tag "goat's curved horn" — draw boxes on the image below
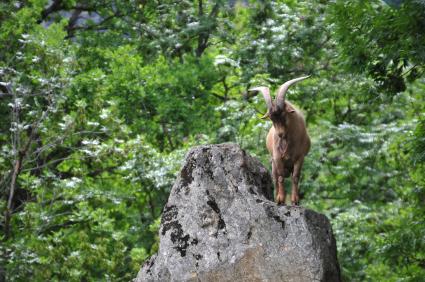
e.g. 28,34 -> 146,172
275,75 -> 310,111
249,86 -> 273,118
260,112 -> 270,119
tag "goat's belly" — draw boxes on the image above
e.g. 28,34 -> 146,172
283,158 -> 294,175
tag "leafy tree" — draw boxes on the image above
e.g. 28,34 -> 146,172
329,0 -> 425,93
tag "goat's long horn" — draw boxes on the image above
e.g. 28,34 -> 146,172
275,75 -> 310,111
249,86 -> 273,118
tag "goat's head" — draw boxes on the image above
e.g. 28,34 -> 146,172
249,75 -> 310,138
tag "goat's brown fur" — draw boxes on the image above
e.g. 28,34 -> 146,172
250,76 -> 310,205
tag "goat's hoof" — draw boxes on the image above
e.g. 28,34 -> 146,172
291,201 -> 299,206
275,195 -> 286,205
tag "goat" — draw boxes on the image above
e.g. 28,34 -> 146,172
250,76 -> 310,205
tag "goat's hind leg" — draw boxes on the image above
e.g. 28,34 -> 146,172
272,160 -> 286,205
291,159 -> 304,206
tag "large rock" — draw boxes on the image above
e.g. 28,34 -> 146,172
135,143 -> 341,282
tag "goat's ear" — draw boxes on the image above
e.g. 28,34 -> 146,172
285,103 -> 296,113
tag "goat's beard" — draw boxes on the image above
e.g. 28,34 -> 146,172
278,138 -> 288,158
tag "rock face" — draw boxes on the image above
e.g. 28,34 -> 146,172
135,143 -> 341,282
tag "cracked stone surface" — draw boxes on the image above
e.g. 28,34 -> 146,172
135,143 -> 341,282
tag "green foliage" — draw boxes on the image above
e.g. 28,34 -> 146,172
329,0 -> 425,93
233,1 -> 331,83
1,0 -> 424,281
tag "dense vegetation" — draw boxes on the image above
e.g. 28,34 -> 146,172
0,0 -> 424,281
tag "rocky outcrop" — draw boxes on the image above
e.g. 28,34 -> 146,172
135,143 -> 341,282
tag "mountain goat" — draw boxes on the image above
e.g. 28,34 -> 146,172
250,76 -> 310,205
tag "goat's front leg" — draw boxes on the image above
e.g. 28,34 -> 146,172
272,159 -> 286,205
291,159 -> 304,206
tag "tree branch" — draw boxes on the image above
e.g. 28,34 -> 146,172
195,2 -> 220,57
38,0 -> 64,23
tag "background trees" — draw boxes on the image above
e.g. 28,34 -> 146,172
0,0 -> 424,281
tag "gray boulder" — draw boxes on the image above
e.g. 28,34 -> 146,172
135,143 -> 341,282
